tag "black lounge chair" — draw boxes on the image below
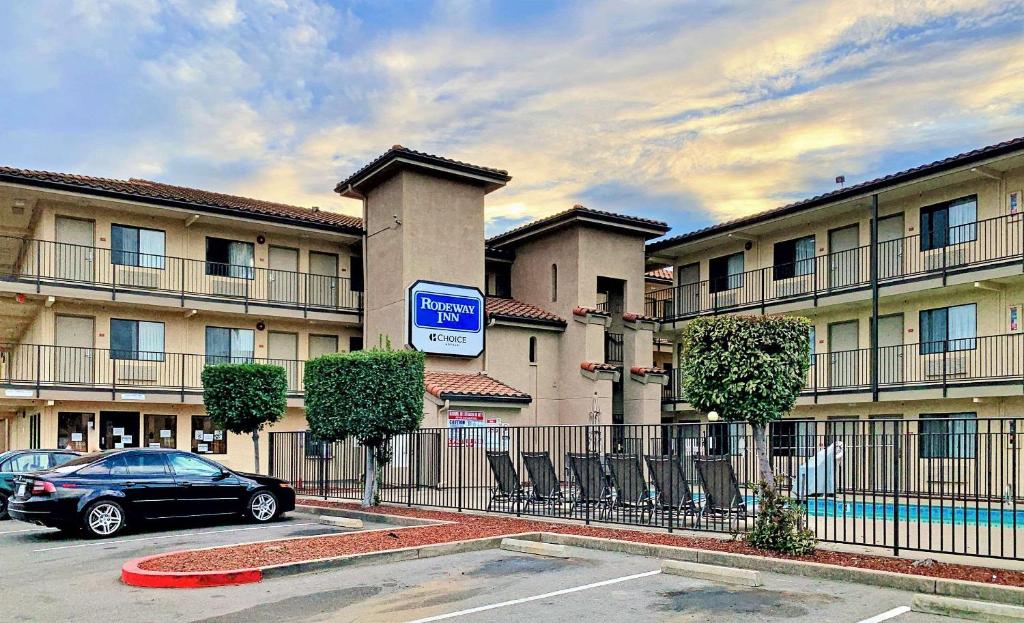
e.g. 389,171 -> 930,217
566,452 -> 613,518
693,455 -> 748,525
485,451 -> 525,512
644,454 -> 699,526
605,453 -> 655,523
521,451 -> 564,512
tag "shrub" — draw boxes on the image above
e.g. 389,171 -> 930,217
746,477 -> 816,555
304,346 -> 425,506
201,363 -> 288,473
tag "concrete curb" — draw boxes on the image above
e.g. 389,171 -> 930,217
317,516 -> 363,529
537,533 -> 1024,606
661,559 -> 762,587
912,594 -> 1024,622
296,504 -> 443,527
500,538 -> 570,558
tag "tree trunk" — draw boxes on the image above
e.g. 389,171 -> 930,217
252,430 -> 261,474
751,422 -> 775,491
362,449 -> 377,508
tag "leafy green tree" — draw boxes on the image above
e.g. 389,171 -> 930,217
680,315 -> 810,490
304,347 -> 425,507
201,363 -> 288,474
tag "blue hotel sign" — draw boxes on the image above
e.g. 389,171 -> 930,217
408,280 -> 485,357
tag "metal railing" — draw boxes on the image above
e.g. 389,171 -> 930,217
605,332 -> 624,364
270,418 -> 1024,560
0,343 -> 307,397
0,236 -> 363,313
663,333 -> 1024,403
646,213 -> 1024,321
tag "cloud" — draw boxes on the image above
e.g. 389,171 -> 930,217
0,0 -> 1022,233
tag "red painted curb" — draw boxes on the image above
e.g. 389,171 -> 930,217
121,551 -> 263,589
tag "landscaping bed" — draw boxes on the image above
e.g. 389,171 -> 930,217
139,500 -> 1024,587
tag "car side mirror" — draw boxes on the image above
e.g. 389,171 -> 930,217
215,470 -> 230,481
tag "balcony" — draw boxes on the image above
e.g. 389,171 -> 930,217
604,332 -> 624,364
646,213 -> 1024,322
0,236 -> 363,315
0,343 -> 307,401
662,333 -> 1024,404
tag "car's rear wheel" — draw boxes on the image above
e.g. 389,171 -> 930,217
0,493 -> 9,520
81,500 -> 126,538
247,491 -> 278,523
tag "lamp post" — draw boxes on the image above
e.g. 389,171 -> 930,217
588,391 -> 602,452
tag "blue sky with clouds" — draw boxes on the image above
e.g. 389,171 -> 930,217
1,0 -> 1022,238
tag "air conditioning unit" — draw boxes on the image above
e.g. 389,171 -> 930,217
116,267 -> 161,290
925,355 -> 967,378
211,278 -> 246,297
774,276 -> 812,298
713,290 -> 739,309
924,248 -> 968,271
115,360 -> 160,383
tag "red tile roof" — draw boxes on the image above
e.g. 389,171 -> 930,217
573,306 -> 610,317
336,145 -> 511,196
645,267 -> 673,282
0,166 -> 364,233
623,311 -> 658,323
488,204 -> 670,247
424,371 -> 531,403
485,297 -> 566,326
581,361 -> 621,372
630,366 -> 667,375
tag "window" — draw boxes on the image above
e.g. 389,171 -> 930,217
920,195 -> 977,251
205,237 -> 254,279
706,422 -> 746,456
920,413 -> 977,459
168,452 -> 222,477
205,327 -> 254,364
123,452 -> 169,475
349,336 -> 363,352
919,304 -> 976,354
2,452 -> 50,472
350,253 -> 364,292
770,420 -> 816,457
550,264 -> 558,302
808,326 -> 816,359
57,412 -> 90,452
110,319 -> 165,361
111,225 -> 165,269
78,455 -> 126,477
191,415 -> 227,454
528,336 -> 537,364
773,236 -> 815,280
709,252 -> 744,293
144,414 -> 177,449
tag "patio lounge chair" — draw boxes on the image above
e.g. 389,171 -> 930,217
644,454 -> 699,526
566,452 -> 613,519
521,451 -> 564,512
605,453 -> 655,523
693,455 -> 748,525
485,451 -> 526,512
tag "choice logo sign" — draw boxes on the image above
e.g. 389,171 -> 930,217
408,280 -> 485,357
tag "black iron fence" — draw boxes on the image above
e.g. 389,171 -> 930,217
646,213 -> 1024,321
662,333 -> 1024,402
0,235 -> 363,312
0,343 -> 306,397
270,418 -> 1024,560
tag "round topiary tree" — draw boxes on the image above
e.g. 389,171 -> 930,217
679,314 -> 810,490
304,346 -> 425,507
201,363 -> 288,474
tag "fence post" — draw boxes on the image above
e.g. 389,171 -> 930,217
320,442 -> 327,499
35,241 -> 41,293
268,432 -> 275,478
34,344 -> 41,398
892,420 -> 902,557
407,433 -> 414,507
457,428 -> 464,512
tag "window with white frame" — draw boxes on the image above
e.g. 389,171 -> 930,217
919,303 -> 976,355
919,413 -> 977,459
112,225 -> 166,269
110,319 -> 165,361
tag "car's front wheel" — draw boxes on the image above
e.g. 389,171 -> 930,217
81,500 -> 126,538
247,491 -> 278,523
0,493 -> 9,520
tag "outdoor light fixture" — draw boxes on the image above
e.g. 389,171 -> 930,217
707,410 -> 720,422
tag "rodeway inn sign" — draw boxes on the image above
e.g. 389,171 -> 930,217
407,280 -> 485,357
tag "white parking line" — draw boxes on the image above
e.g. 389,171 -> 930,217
402,569 -> 663,623
0,526 -> 52,536
32,521 -> 321,553
856,606 -> 912,623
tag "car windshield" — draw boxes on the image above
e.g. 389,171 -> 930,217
49,453 -> 109,474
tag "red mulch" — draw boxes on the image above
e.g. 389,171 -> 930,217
139,500 -> 1024,587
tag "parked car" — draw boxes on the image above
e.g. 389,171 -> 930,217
0,449 -> 80,520
7,448 -> 295,538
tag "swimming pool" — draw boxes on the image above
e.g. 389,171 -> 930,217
781,496 -> 1024,527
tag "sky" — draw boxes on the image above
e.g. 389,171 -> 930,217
1,1 -> 1022,238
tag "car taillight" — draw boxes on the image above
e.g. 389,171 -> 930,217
31,481 -> 57,496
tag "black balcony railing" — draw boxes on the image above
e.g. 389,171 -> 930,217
662,333 -> 1024,403
0,343 -> 307,397
646,213 -> 1024,321
0,236 -> 363,313
604,332 -> 624,364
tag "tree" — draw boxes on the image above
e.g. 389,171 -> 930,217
679,315 -> 810,490
201,363 -> 288,474
304,347 -> 425,507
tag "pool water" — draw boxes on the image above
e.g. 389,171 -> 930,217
745,495 -> 1024,527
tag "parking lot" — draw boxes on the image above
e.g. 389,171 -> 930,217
1,517 -> 974,623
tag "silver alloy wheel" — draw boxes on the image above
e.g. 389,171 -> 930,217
87,502 -> 123,536
250,492 -> 277,522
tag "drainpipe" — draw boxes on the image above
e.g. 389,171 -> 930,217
870,193 -> 879,402
482,318 -> 495,373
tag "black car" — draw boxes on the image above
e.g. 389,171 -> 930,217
1,449 -> 80,519
7,449 -> 296,538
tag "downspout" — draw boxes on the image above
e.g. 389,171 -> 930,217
483,318 -> 495,373
354,185 -> 368,349
870,193 -> 879,402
